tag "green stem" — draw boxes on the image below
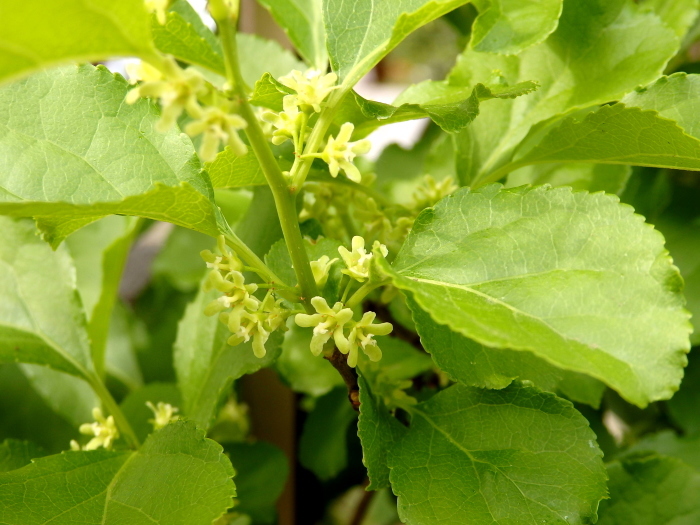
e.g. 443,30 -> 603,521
289,89 -> 347,191
306,173 -> 390,207
212,1 -> 318,311
346,280 -> 386,309
87,373 -> 140,449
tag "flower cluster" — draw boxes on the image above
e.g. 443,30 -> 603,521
126,58 -> 247,161
295,297 -> 392,367
262,95 -> 306,147
202,236 -> 290,358
70,408 -> 119,451
319,123 -> 371,183
409,175 -> 458,213
146,401 -> 179,430
278,69 -> 338,113
338,236 -> 388,282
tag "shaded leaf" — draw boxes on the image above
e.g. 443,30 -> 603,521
357,373 -> 407,490
640,0 -> 700,39
0,440 -> 45,473
0,218 -> 93,378
299,387 -> 357,480
598,454 -> 700,525
389,383 -> 607,525
227,441 -> 289,524
0,421 -> 235,525
174,284 -> 282,429
381,185 -> 690,407
506,163 -> 631,195
627,431 -> 700,471
667,349 -> 700,436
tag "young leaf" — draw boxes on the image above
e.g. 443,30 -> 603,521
498,104 -> 700,178
0,440 -> 45,473
324,0 -> 472,88
151,0 -> 225,75
338,80 -> 539,137
257,0 -> 327,70
0,0 -> 154,85
174,285 -> 282,429
0,421 -> 235,525
640,0 -> 700,39
66,216 -> 139,372
0,218 -> 93,379
357,374 -> 407,490
389,383 -> 607,524
227,441 -> 289,524
299,387 -> 358,481
598,454 -> 700,525
104,304 -> 145,392
409,297 -> 606,407
469,0 -> 563,54
0,64 -> 221,245
451,0 -> 678,185
380,185 -> 690,407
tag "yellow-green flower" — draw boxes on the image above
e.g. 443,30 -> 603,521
278,69 -> 338,113
338,236 -> 388,282
146,401 -> 179,430
320,123 -> 371,183
77,407 -> 119,451
261,95 -> 306,146
341,311 -> 393,367
185,106 -> 248,161
310,255 -> 338,288
295,297 -> 353,356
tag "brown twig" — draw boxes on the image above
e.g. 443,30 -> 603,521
325,348 -> 361,411
349,480 -> 375,525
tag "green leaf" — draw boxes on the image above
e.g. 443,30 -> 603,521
207,149 -> 266,188
655,210 -> 700,346
409,297 -> 605,407
152,0 -> 225,75
452,0 -> 678,185
0,421 -> 235,525
506,163 -> 631,195
120,383 -> 182,443
257,0 -> 327,69
501,104 -> 700,177
276,322 -> 344,397
340,80 -> 539,136
640,0 -> 700,38
357,373 -> 407,490
152,227 -> 216,292
627,431 -> 700,471
0,64 -> 221,245
0,218 -> 93,378
0,0 -> 154,85
66,216 -> 138,372
174,284 -> 282,429
227,441 -> 289,524
667,349 -> 700,436
470,0 -> 563,54
598,454 -> 700,525
323,0 -> 471,88
389,383 -> 607,524
0,364 -> 79,454
237,34 -> 306,89
0,440 -> 45,473
18,365 -> 99,428
104,304 -> 144,392
381,185 -> 690,407
299,387 -> 358,480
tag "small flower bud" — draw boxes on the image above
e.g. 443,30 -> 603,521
310,255 -> 338,288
